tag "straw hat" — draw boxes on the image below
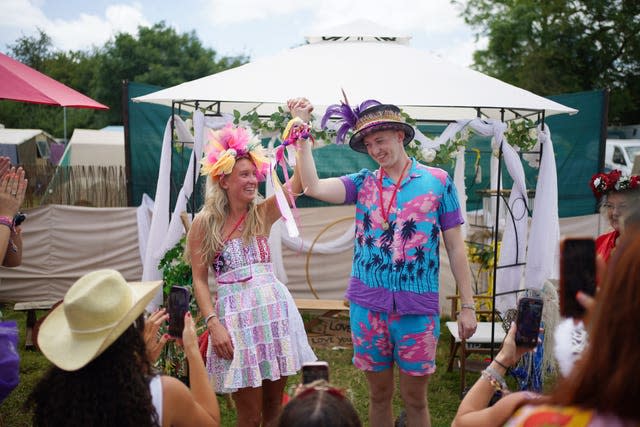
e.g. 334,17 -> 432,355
349,104 -> 414,153
38,270 -> 161,371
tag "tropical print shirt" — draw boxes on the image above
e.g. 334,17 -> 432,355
339,158 -> 463,315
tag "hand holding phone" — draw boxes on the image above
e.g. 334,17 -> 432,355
167,286 -> 191,338
302,361 -> 329,384
515,295 -> 543,348
559,238 -> 596,318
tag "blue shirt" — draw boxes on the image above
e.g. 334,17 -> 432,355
339,158 -> 463,315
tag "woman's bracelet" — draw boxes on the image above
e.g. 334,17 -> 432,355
0,216 -> 15,233
482,366 -> 509,393
204,312 -> 218,325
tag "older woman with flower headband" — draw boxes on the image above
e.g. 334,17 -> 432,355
589,169 -> 640,265
187,108 -> 316,426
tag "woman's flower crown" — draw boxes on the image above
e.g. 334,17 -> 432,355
200,123 -> 270,181
589,169 -> 640,198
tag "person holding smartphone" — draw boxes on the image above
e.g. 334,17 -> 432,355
453,227 -> 640,427
187,107 -> 316,426
27,269 -> 221,427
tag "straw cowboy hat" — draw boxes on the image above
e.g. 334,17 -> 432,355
38,269 -> 161,371
349,104 -> 415,153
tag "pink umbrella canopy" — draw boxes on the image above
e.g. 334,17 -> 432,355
0,52 -> 108,109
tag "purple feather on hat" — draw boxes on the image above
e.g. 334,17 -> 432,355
321,94 -> 381,144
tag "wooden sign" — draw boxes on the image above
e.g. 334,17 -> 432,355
305,315 -> 352,349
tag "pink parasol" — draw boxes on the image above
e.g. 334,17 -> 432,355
0,52 -> 107,109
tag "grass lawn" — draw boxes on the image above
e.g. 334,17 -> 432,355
1,304 -> 484,427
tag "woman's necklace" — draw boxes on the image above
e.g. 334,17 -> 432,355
376,160 -> 411,231
224,212 -> 247,240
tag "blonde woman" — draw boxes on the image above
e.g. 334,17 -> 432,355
187,104 -> 316,426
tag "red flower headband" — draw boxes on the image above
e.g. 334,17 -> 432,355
589,169 -> 640,198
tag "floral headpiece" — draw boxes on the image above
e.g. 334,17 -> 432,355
589,169 -> 640,198
200,123 -> 270,181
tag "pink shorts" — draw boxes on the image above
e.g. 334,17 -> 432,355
350,302 -> 440,376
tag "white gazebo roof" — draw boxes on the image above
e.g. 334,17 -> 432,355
134,20 -> 577,122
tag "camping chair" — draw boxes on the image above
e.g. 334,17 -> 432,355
446,295 -> 506,397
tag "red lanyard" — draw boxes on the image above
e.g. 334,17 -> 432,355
376,160 -> 410,230
223,212 -> 247,243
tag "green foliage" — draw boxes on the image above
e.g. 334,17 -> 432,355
456,0 -> 640,124
95,22 -> 249,124
158,236 -> 192,295
232,107 -> 333,144
505,119 -> 538,152
0,23 -> 248,137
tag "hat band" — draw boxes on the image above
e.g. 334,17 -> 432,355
69,318 -> 120,334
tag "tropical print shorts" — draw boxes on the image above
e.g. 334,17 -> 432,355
350,301 -> 440,376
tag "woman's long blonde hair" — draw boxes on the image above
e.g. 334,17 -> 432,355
186,174 -> 265,266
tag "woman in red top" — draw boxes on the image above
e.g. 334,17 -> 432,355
589,170 -> 640,264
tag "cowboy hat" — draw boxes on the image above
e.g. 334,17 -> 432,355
38,269 -> 161,371
349,104 -> 414,153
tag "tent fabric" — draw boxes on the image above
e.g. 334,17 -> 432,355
0,52 -> 108,109
133,35 -> 576,122
59,128 -> 124,167
0,204 -> 142,302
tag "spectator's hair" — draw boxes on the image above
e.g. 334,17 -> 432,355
274,381 -> 362,427
551,229 -> 640,421
26,316 -> 159,427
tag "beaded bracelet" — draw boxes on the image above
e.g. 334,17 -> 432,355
0,216 -> 14,233
482,366 -> 509,393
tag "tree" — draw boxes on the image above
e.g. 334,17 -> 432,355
94,22 -> 248,123
456,0 -> 640,124
0,23 -> 248,136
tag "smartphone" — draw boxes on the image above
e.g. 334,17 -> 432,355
559,238 -> 596,318
515,296 -> 543,348
302,361 -> 329,384
167,286 -> 191,338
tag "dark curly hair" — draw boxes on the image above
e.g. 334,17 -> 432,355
26,316 -> 160,427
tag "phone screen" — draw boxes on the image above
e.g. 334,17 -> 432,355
302,362 -> 329,384
168,286 -> 190,338
515,296 -> 543,348
560,238 -> 596,318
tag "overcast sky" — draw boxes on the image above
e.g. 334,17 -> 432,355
0,0 -> 485,67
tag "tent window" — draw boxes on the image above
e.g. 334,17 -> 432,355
36,140 -> 50,159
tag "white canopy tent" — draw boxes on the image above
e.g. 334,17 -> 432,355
133,20 -> 577,122
132,20 -> 577,315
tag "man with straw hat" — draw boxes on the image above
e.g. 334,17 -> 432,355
293,97 -> 477,427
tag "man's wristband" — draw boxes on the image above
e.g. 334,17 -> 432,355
461,303 -> 476,312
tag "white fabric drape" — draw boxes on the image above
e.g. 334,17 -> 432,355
144,114 -> 205,309
459,119 -> 528,312
524,125 -> 559,288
